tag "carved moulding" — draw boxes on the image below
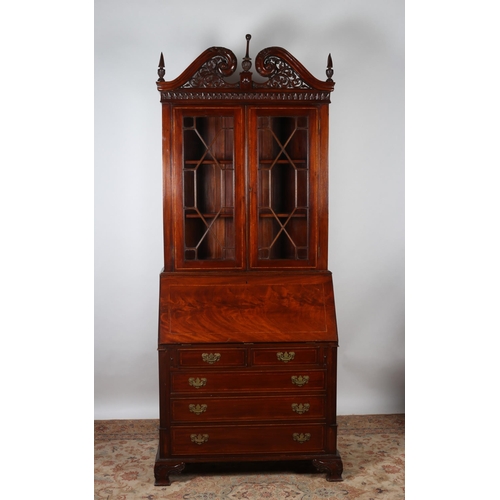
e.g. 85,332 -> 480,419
160,90 -> 331,102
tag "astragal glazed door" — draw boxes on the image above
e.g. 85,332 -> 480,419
172,107 -> 245,270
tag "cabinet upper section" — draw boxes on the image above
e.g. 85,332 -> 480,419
156,34 -> 335,103
158,37 -> 334,272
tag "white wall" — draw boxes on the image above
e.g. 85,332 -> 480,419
94,0 -> 404,419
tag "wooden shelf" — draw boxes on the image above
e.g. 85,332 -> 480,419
258,213 -> 307,218
184,160 -> 234,166
259,159 -> 307,165
185,213 -> 234,219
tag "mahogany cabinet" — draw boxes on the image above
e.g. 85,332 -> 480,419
154,35 -> 343,485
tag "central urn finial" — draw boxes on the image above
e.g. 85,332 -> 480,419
241,34 -> 252,71
239,34 -> 253,89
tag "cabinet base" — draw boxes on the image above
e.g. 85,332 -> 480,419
154,449 -> 343,485
312,455 -> 344,481
154,452 -> 186,486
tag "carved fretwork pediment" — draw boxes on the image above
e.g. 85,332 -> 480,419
179,47 -> 238,89
256,57 -> 312,89
157,35 -> 334,102
254,48 -> 313,90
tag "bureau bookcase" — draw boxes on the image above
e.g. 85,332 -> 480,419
154,35 -> 343,485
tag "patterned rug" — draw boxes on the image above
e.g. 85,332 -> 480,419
95,414 -> 404,499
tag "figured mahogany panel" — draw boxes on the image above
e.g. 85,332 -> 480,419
159,272 -> 338,343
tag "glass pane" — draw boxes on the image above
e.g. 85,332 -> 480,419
271,163 -> 296,214
257,115 -> 309,261
182,115 -> 235,261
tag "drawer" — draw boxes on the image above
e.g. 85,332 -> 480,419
251,347 -> 321,366
170,424 -> 326,456
171,395 -> 326,422
171,370 -> 326,393
177,348 -> 246,368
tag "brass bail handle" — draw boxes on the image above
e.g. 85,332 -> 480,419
292,403 -> 310,414
291,375 -> 309,387
202,353 -> 221,364
189,404 -> 208,415
191,434 -> 209,445
293,433 -> 311,444
277,351 -> 295,363
188,377 -> 207,388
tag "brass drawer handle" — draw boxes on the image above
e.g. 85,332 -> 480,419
189,404 -> 207,415
190,434 -> 209,445
277,351 -> 295,363
291,375 -> 309,387
188,377 -> 207,388
293,432 -> 311,444
202,353 -> 221,364
291,403 -> 310,414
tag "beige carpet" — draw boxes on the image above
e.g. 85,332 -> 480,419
95,414 -> 404,499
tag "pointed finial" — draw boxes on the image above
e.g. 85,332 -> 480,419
245,34 -> 251,57
326,53 -> 334,82
157,52 -> 165,82
242,34 -> 252,71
